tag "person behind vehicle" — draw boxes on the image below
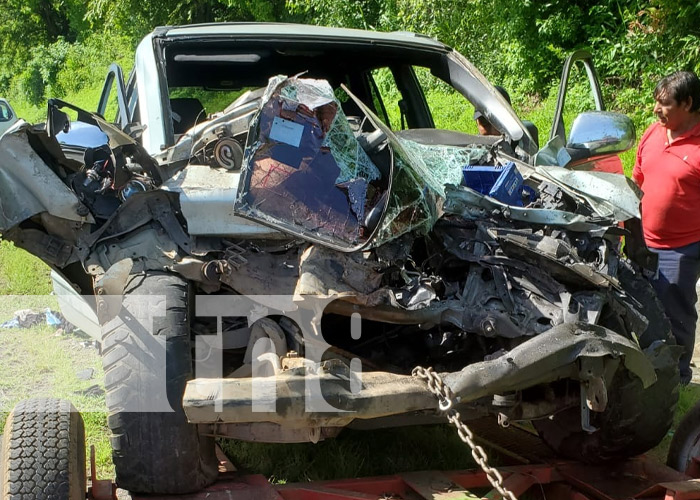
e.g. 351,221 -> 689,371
474,87 -> 540,149
474,85 -> 511,136
632,70 -> 700,384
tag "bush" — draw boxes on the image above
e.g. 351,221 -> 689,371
6,31 -> 136,124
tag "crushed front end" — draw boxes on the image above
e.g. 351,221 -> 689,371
176,77 -> 679,459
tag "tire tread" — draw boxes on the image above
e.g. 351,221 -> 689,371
101,272 -> 217,494
1,398 -> 85,500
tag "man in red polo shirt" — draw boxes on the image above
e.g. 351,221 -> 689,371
633,70 -> 700,384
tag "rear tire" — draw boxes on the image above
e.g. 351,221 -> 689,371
1,398 -> 86,500
101,272 -> 217,494
667,400 -> 700,473
534,262 -> 680,461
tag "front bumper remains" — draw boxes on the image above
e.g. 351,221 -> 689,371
183,322 -> 656,426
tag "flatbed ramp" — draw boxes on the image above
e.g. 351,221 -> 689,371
100,420 -> 700,500
124,460 -> 695,500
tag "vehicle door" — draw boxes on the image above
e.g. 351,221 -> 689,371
97,64 -> 142,139
535,50 -> 630,174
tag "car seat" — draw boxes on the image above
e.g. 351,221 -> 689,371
170,98 -> 206,135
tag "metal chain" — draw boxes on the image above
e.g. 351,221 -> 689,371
412,366 -> 518,500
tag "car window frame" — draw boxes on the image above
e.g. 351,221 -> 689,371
549,50 -> 605,144
0,100 -> 14,122
97,63 -> 130,128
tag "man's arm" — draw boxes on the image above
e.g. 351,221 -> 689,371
632,127 -> 650,187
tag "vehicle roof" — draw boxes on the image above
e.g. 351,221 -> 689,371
156,23 -> 449,51
135,23 -> 529,155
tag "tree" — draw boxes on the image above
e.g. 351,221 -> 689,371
85,0 -> 289,40
0,0 -> 86,92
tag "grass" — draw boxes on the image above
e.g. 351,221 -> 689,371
0,242 -> 113,479
0,328 -> 112,478
0,241 -> 52,295
221,425 -> 480,483
11,83 -> 107,126
0,298 -> 112,478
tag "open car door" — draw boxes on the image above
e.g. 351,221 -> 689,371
534,51 -> 633,173
549,50 -> 605,144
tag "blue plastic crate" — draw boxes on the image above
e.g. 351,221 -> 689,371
462,162 -> 524,206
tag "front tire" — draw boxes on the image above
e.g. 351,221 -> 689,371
534,262 -> 680,461
667,399 -> 700,473
101,272 -> 217,494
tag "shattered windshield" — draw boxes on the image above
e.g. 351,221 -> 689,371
235,76 -> 387,250
235,75 -> 524,250
396,139 -> 489,197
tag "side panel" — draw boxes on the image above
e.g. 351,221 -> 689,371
162,164 -> 284,237
0,128 -> 91,231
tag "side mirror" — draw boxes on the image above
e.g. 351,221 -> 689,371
567,111 -> 635,156
47,104 -> 70,137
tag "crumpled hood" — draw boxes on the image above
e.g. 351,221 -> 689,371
535,166 -> 642,220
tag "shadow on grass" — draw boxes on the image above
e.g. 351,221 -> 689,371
220,424 -> 484,483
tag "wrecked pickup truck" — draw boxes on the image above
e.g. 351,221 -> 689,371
0,23 -> 679,495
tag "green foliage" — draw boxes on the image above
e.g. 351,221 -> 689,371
5,30 -> 135,122
287,0 -> 699,116
0,0 -> 87,93
287,0 -> 392,29
590,1 -> 700,116
0,0 -> 694,130
13,38 -> 70,106
86,0 -> 288,40
0,0 -> 692,178
58,33 -> 134,94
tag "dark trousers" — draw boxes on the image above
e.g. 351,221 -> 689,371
649,241 -> 700,383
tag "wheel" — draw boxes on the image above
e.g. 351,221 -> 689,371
667,400 -> 700,473
1,398 -> 86,500
533,262 -> 680,461
101,272 -> 218,494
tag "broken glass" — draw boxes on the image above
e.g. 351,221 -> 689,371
396,138 -> 490,197
237,75 -> 507,250
372,151 -> 438,244
235,76 -> 384,250
276,76 -> 380,185
347,103 -> 445,246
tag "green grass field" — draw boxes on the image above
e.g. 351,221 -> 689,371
0,255 -> 113,478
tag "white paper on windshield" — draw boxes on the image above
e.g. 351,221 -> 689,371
270,117 -> 304,147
